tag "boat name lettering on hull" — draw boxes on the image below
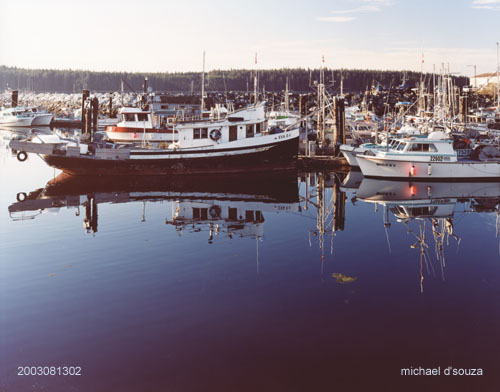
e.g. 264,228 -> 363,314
430,156 -> 450,162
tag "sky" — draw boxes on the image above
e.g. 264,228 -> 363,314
0,0 -> 499,78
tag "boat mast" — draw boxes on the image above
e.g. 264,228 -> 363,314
285,76 -> 289,112
340,68 -> 344,96
254,52 -> 258,105
121,78 -> 124,106
433,64 -> 436,116
201,51 -> 206,113
317,55 -> 326,147
497,42 -> 499,109
419,52 -> 424,115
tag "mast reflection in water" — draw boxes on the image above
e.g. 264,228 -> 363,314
356,179 -> 500,291
2,128 -> 500,390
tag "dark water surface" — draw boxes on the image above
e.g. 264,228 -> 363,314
1,129 -> 500,391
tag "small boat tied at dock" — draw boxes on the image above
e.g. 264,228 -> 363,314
9,102 -> 300,175
0,107 -> 35,127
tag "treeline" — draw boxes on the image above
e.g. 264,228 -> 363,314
0,65 -> 469,94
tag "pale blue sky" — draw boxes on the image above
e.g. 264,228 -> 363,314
1,0 -> 499,78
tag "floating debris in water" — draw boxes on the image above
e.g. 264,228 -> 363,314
332,273 -> 357,283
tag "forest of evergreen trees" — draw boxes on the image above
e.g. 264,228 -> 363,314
0,65 -> 469,94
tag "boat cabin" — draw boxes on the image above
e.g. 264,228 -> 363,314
376,136 -> 458,162
174,103 -> 270,147
118,107 -> 174,129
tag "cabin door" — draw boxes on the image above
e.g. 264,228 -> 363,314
229,126 -> 237,141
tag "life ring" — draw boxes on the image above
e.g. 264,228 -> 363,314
16,192 -> 27,202
17,151 -> 28,162
209,205 -> 221,218
209,129 -> 221,141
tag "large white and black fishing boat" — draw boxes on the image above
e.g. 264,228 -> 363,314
10,102 -> 300,175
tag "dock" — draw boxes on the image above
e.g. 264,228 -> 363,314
52,118 -> 84,129
298,154 -> 349,169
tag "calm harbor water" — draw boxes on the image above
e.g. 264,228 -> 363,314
1,128 -> 500,391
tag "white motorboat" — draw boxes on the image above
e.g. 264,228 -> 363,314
0,107 -> 33,127
26,108 -> 54,126
356,132 -> 500,180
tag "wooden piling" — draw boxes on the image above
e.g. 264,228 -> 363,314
85,106 -> 92,137
92,97 -> 99,134
459,95 -> 468,124
11,90 -> 18,108
333,178 -> 346,231
81,89 -> 90,125
108,96 -> 113,118
333,97 -> 346,156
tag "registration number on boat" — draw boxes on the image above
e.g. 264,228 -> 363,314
430,155 -> 445,162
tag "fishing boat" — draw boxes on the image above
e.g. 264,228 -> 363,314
355,132 -> 500,180
9,102 -> 300,176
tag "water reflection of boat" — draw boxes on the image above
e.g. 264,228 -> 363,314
0,126 -> 54,136
357,179 -> 500,205
357,179 -> 500,292
9,172 -> 300,239
339,170 -> 364,194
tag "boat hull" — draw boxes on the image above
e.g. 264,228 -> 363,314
43,135 -> 299,176
357,155 -> 500,180
339,145 -> 359,167
340,143 -> 381,168
31,114 -> 53,126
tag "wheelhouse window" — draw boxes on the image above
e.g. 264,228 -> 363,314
246,124 -> 254,138
255,122 -> 262,134
228,207 -> 237,221
124,113 -> 136,121
193,128 -> 208,139
408,143 -> 438,152
137,113 -> 148,121
396,142 -> 406,151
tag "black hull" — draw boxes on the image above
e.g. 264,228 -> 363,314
12,170 -> 300,207
43,137 -> 299,176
